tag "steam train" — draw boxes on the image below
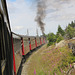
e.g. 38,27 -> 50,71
0,0 -> 46,75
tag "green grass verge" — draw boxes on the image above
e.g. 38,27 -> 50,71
26,44 -> 75,75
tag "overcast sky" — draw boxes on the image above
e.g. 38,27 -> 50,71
6,0 -> 75,36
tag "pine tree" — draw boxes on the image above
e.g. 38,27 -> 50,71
57,25 -> 65,36
66,25 -> 75,39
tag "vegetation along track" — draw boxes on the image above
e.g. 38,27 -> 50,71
21,40 -> 75,75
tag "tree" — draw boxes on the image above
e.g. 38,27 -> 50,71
57,25 -> 65,36
47,33 -> 56,46
69,21 -> 75,28
66,25 -> 75,39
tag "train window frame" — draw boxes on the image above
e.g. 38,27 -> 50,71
0,14 -> 6,74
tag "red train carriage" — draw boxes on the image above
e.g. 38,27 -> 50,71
0,0 -> 46,75
31,37 -> 36,50
12,32 -> 22,74
36,37 -> 41,47
11,32 -> 46,75
23,37 -> 30,55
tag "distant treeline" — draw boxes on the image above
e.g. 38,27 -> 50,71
46,20 -> 75,46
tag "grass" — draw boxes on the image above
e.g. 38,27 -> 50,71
26,41 -> 75,75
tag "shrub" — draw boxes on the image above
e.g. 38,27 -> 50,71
56,36 -> 63,43
47,33 -> 56,46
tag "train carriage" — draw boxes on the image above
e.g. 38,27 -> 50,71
36,37 -> 40,47
0,0 -> 13,75
30,37 -> 36,50
12,33 -> 22,74
0,0 -> 46,75
23,37 -> 30,55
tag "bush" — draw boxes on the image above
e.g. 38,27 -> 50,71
47,33 -> 56,46
47,32 -> 64,46
47,42 -> 54,46
56,36 -> 63,43
66,25 -> 75,39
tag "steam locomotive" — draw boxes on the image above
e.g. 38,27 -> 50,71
0,0 -> 46,75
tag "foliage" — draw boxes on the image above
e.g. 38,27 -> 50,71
57,25 -> 65,36
47,33 -> 56,46
47,25 -> 65,46
65,20 -> 75,39
27,43 -> 75,75
66,25 -> 75,39
69,21 -> 75,28
47,20 -> 75,46
56,36 -> 63,43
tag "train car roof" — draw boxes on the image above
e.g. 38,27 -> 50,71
12,32 -> 43,39
12,32 -> 36,38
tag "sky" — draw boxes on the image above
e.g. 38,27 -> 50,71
6,0 -> 75,36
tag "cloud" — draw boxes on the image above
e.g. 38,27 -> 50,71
7,0 -> 39,35
13,26 -> 24,30
46,0 -> 75,20
46,8 -> 58,14
7,0 -> 75,35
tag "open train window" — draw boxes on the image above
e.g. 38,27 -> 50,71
0,14 -> 6,74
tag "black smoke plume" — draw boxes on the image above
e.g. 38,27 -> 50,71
35,0 -> 46,35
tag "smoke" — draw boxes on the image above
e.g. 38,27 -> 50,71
35,0 -> 46,35
35,0 -> 71,35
